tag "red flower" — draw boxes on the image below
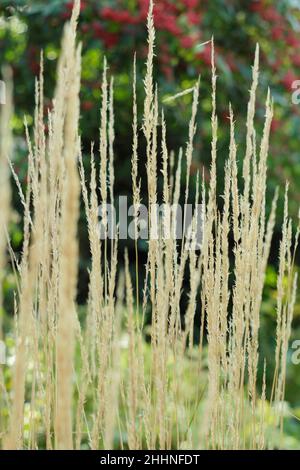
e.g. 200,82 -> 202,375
61,12 -> 71,20
286,33 -> 300,48
81,23 -> 89,34
271,119 -> 280,132
138,0 -> 149,20
82,100 -> 93,111
281,71 -> 297,91
249,1 -> 264,13
180,36 -> 196,49
92,21 -> 119,47
101,7 -> 114,20
92,21 -> 103,38
187,11 -> 201,26
182,0 -> 198,8
101,7 -> 139,24
291,54 -> 300,68
271,25 -> 285,41
102,31 -> 119,48
154,11 -> 181,35
164,1 -> 178,14
261,7 -> 281,22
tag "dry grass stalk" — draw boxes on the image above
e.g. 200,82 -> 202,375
0,0 -> 298,451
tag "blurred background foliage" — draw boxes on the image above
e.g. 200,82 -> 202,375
0,0 -> 300,447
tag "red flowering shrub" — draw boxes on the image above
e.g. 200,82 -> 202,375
281,71 -> 298,91
1,0 -> 300,220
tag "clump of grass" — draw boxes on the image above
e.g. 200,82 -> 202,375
0,0 -> 299,450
